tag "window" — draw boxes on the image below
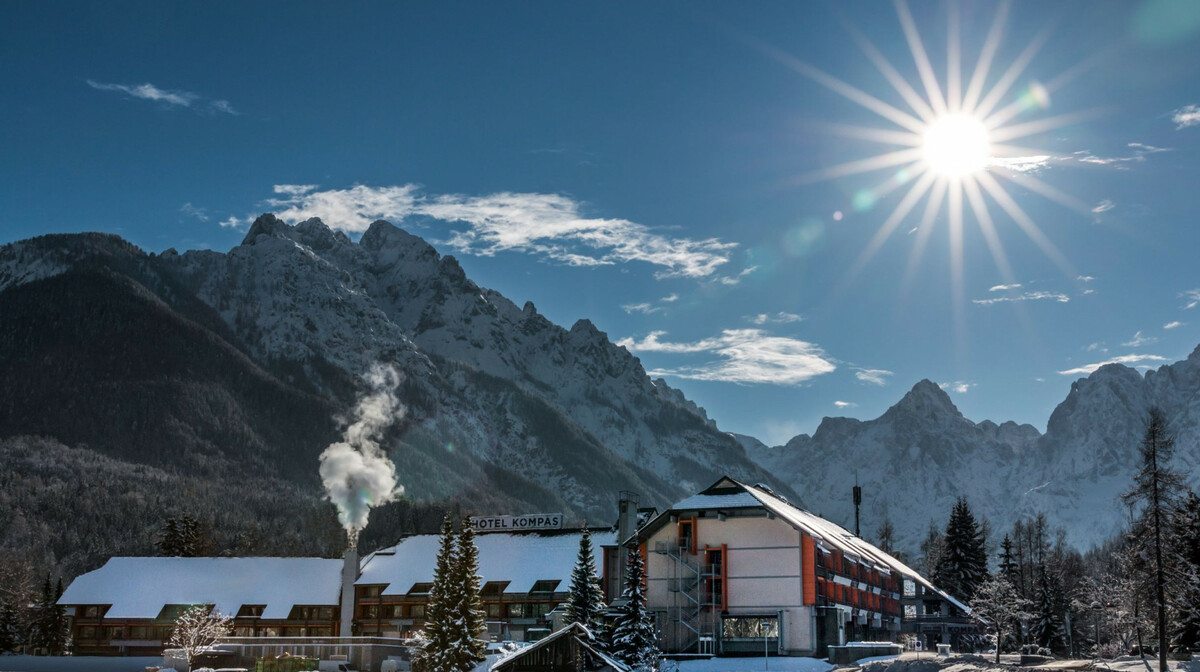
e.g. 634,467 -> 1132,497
81,605 -> 102,618
103,626 -> 123,639
237,605 -> 265,618
507,603 -> 526,618
317,606 -> 335,620
130,626 -> 151,639
309,626 -> 333,636
387,605 -> 405,619
409,583 -> 433,595
235,627 -> 254,637
78,626 -> 98,639
721,616 -> 778,640
360,585 -> 383,598
409,604 -> 425,619
362,605 -> 380,619
486,603 -> 501,618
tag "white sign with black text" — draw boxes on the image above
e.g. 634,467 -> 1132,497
469,513 -> 564,532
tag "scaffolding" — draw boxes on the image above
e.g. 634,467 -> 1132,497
653,540 -> 719,654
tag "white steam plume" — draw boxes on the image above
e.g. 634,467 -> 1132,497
319,363 -> 406,543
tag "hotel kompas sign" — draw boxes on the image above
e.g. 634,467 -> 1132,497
470,513 -> 564,532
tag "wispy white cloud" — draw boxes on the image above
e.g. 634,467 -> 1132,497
1085,342 -> 1108,353
989,283 -> 1023,292
1122,330 -> 1157,347
86,79 -> 236,114
1183,289 -> 1200,310
661,293 -> 679,303
834,400 -> 857,409
617,329 -> 835,385
991,143 -> 1169,174
1118,328 -> 1156,345
1077,276 -> 1095,283
714,265 -> 758,286
749,311 -> 803,325
1164,321 -> 1184,330
973,291 -> 1070,305
854,368 -> 893,386
179,202 -> 209,221
1059,353 -> 1170,376
939,381 -> 974,394
988,156 -> 1054,173
620,302 -> 661,315
259,184 -> 737,279
1092,200 -> 1115,214
219,215 -> 249,229
1173,104 -> 1200,130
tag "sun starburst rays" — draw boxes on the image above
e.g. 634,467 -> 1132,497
774,0 -> 1086,301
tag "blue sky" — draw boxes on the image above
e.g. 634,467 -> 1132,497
3,1 -> 1199,444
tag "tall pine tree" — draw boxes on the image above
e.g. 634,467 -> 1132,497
1122,408 -> 1185,672
611,547 -> 658,672
565,527 -> 607,632
423,517 -> 460,672
1171,491 -> 1200,651
937,497 -> 989,603
1031,565 -> 1065,653
452,520 -> 487,672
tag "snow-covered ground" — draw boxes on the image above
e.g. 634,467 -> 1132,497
673,657 -> 834,672
0,655 -> 163,672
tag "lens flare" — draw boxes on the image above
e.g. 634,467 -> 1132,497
922,114 -> 991,178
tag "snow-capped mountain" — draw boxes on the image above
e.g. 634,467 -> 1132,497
0,217 -> 787,527
748,350 -> 1200,553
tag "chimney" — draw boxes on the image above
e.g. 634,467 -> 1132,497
618,491 -> 639,545
341,545 -> 359,637
616,491 -> 639,593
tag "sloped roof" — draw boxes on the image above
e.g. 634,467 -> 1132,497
646,477 -> 972,615
58,557 -> 344,619
358,529 -> 617,596
491,623 -> 629,672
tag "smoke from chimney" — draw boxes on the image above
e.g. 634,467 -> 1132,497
319,363 -> 407,545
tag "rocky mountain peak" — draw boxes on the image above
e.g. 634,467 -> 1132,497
886,378 -> 962,420
241,213 -> 290,245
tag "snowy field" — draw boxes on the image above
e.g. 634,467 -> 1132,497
0,656 -> 163,672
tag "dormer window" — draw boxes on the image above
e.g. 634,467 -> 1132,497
481,581 -> 509,596
237,605 -> 265,618
409,583 -> 434,595
529,580 -> 560,593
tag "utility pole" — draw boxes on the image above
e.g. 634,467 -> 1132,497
853,473 -> 862,538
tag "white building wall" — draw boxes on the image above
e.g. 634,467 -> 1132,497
643,513 -> 815,655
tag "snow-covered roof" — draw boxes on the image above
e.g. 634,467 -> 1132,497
651,477 -> 972,616
58,557 -> 344,620
359,529 -> 617,596
672,491 -> 763,510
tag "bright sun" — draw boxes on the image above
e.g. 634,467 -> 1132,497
922,114 -> 991,178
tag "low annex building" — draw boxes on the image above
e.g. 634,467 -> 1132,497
57,557 -> 346,655
635,477 -> 970,656
353,529 -> 619,642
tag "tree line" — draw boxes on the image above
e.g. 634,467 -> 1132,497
891,408 -> 1200,669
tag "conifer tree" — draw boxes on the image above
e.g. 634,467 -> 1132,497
611,547 -> 658,672
875,516 -> 897,556
937,497 -> 989,603
422,517 -> 460,672
1122,408 -> 1185,672
565,527 -> 607,631
0,600 -> 19,654
452,520 -> 487,671
999,535 -> 1019,584
1032,565 -> 1065,653
1171,491 -> 1200,651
